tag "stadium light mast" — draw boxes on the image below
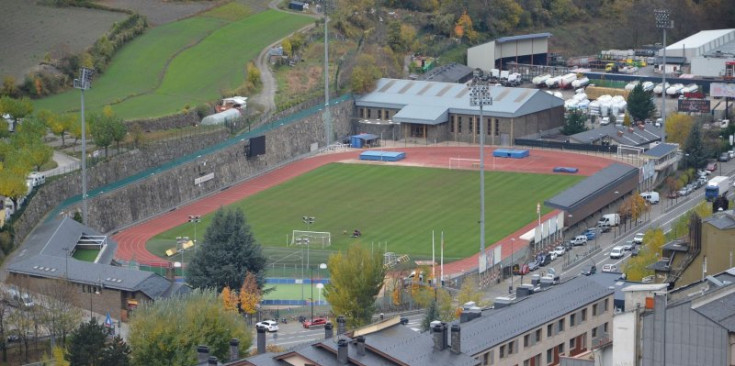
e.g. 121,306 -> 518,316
73,67 -> 93,225
655,9 -> 673,143
469,75 -> 492,275
323,0 -> 332,148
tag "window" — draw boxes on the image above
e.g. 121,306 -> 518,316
604,299 -> 609,311
483,353 -> 489,365
592,303 -> 598,316
592,327 -> 598,337
570,338 -> 576,349
508,340 -> 516,354
581,309 -> 587,322
558,343 -> 565,354
450,116 -> 455,132
469,117 -> 474,133
367,109 -> 372,118
536,329 -> 542,342
378,110 -> 383,119
547,324 -> 553,337
524,334 -> 530,347
458,116 -> 463,133
499,345 -> 505,358
558,318 -> 565,332
570,313 -> 576,327
476,118 -> 480,135
385,111 -> 391,120
487,119 -> 491,135
546,349 -> 553,363
604,322 -> 609,333
523,360 -> 529,366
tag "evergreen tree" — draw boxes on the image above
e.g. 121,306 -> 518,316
187,207 -> 266,291
99,336 -> 131,366
561,110 -> 587,135
421,300 -> 440,332
626,83 -> 656,122
684,123 -> 707,169
65,318 -> 107,366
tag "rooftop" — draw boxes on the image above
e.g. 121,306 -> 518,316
643,143 -> 679,158
666,29 -> 735,51
703,210 -> 735,230
545,163 -> 639,211
570,124 -> 664,146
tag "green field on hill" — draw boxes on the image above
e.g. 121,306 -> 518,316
150,164 -> 582,263
33,8 -> 312,119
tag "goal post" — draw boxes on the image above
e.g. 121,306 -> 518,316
449,158 -> 482,170
291,230 -> 332,248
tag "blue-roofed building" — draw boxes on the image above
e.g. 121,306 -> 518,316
468,33 -> 552,70
355,78 -> 564,145
6,216 -> 190,322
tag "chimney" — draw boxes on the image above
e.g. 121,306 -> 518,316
432,321 -> 445,351
356,336 -> 366,356
229,338 -> 240,361
337,339 -> 349,364
450,324 -> 461,354
325,322 -> 334,339
197,345 -> 209,364
256,325 -> 266,354
208,356 -> 218,365
337,315 -> 346,335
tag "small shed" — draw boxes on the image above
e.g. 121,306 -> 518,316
288,1 -> 305,11
201,108 -> 241,126
493,149 -> 530,159
350,134 -> 379,148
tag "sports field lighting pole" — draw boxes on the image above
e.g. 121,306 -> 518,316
510,238 -> 516,294
469,76 -> 492,275
322,0 -> 331,147
302,216 -> 316,273
655,9 -> 673,143
296,235 -> 311,303
188,215 -> 201,251
74,67 -> 93,225
311,263 -> 327,321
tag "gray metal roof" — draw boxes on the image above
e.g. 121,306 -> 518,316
419,63 -> 474,83
693,291 -> 735,332
545,163 -> 639,211
496,33 -> 552,44
8,217 -> 183,299
570,124 -> 663,146
704,210 -> 735,230
643,143 -> 679,158
459,275 -> 613,356
356,78 -> 564,125
584,272 -> 628,309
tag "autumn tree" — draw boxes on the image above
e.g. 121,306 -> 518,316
421,300 -> 440,332
239,271 -> 261,315
350,54 -> 382,94
664,114 -> 694,146
623,228 -> 665,281
457,276 -> 483,306
618,192 -> 649,223
220,286 -> 239,313
281,38 -> 292,57
246,62 -> 261,89
323,244 -> 386,328
0,97 -> 33,130
128,289 -> 251,366
454,11 -> 479,43
187,207 -> 267,292
0,171 -> 28,211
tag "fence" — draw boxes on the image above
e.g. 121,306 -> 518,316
514,138 -> 619,154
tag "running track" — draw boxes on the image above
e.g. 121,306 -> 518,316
112,147 -> 617,275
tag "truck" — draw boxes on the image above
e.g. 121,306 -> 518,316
705,176 -> 732,201
597,213 -> 620,228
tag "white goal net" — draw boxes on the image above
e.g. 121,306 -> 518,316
449,158 -> 482,170
290,230 -> 332,248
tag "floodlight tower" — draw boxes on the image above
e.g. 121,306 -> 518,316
469,75 -> 492,275
655,9 -> 673,143
322,0 -> 332,148
73,67 -> 93,225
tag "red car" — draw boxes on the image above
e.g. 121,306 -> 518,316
706,162 -> 717,172
303,318 -> 328,329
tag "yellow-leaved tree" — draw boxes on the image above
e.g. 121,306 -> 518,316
664,114 -> 694,146
623,228 -> 666,281
239,271 -> 261,315
220,286 -> 239,312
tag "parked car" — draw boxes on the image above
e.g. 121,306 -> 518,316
621,240 -> 635,251
610,246 -> 625,259
601,264 -> 618,273
599,225 -> 612,233
256,320 -> 279,332
677,186 -> 691,197
698,169 -> 710,177
719,152 -> 730,162
640,191 -> 660,204
582,228 -> 598,240
548,251 -> 558,261
3,288 -> 34,309
537,253 -> 552,267
553,246 -> 566,256
570,235 -> 588,246
581,263 -> 597,276
631,246 -> 640,256
706,162 -> 718,172
729,150 -> 735,159
527,260 -> 540,272
633,233 -> 645,245
667,190 -> 679,199
303,318 -> 329,329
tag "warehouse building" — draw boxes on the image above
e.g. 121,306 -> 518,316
660,28 -> 735,77
355,78 -> 565,145
467,33 -> 552,71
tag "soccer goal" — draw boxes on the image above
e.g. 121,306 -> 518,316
291,230 -> 332,248
617,144 -> 644,158
449,158 -> 482,170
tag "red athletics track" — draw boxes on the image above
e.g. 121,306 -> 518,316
112,146 -> 617,274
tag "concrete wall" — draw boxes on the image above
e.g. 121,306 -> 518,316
680,217 -> 735,286
612,310 -> 638,366
74,100 -> 354,233
468,42 -> 496,71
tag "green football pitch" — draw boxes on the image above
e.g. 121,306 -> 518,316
150,163 -> 582,264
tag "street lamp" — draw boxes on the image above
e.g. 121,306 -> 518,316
509,238 -> 516,294
73,67 -> 93,225
469,75 -> 492,275
188,215 -> 201,251
655,9 -> 673,142
295,236 -> 310,302
311,263 -> 327,321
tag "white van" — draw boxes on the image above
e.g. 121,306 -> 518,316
640,191 -> 660,204
610,246 -> 625,259
26,172 -> 45,188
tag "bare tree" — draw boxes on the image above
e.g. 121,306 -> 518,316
0,289 -> 10,363
36,279 -> 83,347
